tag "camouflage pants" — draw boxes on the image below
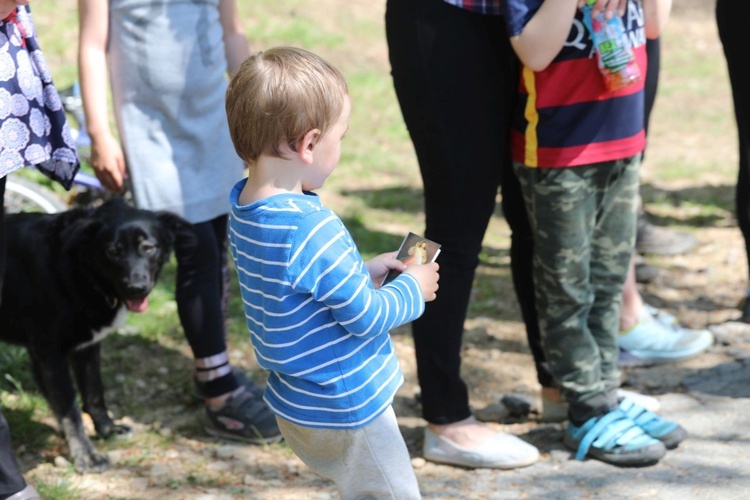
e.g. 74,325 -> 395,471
514,155 -> 640,423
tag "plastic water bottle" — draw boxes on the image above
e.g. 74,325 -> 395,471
581,1 -> 641,91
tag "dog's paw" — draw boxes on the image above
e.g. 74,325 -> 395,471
110,423 -> 133,439
95,419 -> 133,439
74,451 -> 110,474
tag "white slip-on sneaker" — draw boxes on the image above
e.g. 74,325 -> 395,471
422,427 -> 539,469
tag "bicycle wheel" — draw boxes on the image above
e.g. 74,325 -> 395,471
4,175 -> 67,214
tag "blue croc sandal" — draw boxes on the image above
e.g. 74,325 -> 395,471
619,398 -> 687,449
564,409 -> 666,467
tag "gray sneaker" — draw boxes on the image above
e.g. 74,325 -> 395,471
634,258 -> 660,283
205,387 -> 283,445
636,217 -> 697,255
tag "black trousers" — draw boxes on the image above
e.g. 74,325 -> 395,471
716,0 -> 750,280
386,0 -> 544,425
644,37 -> 660,137
0,176 -> 29,498
173,214 -> 237,398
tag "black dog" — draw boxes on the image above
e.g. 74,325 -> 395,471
0,199 -> 190,473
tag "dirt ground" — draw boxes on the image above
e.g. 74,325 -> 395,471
14,1 -> 749,498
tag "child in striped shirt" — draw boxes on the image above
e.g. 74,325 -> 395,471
225,47 -> 439,499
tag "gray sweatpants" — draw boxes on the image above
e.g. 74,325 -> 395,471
276,407 -> 421,499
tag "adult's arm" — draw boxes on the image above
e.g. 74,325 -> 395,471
644,0 -> 672,39
78,0 -> 127,193
219,0 -> 250,76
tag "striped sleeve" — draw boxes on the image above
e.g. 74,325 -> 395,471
289,210 -> 425,337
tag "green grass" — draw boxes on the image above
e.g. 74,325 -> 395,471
33,477 -> 81,500
0,379 -> 57,455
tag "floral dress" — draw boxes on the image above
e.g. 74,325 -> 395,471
0,6 -> 78,188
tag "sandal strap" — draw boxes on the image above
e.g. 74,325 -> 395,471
619,397 -> 677,436
575,409 -> 647,460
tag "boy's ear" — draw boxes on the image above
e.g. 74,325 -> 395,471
299,129 -> 321,164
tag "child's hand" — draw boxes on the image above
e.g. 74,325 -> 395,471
366,251 -> 406,288
403,262 -> 440,302
578,0 -> 627,19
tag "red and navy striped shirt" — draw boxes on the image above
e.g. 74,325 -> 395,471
504,0 -> 647,168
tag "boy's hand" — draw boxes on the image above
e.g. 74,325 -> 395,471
403,262 -> 440,302
578,0 -> 627,19
366,251 -> 405,288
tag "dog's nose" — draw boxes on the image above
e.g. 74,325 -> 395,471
125,265 -> 151,297
126,284 -> 149,297
126,268 -> 149,286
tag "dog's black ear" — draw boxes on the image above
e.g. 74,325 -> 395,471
48,206 -> 95,233
93,197 -> 130,221
57,211 -> 104,255
99,197 -> 129,211
49,206 -> 98,249
155,211 -> 196,249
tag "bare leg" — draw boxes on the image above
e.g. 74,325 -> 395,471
620,256 -> 643,332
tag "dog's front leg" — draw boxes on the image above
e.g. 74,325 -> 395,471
71,343 -> 131,438
28,351 -> 109,474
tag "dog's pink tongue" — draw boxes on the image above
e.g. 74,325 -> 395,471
126,297 -> 149,313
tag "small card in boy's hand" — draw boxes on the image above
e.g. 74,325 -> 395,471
381,232 -> 441,286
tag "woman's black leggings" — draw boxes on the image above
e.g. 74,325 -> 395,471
717,0 -> 750,280
644,37 -> 660,137
173,214 -> 236,397
386,0 -> 542,424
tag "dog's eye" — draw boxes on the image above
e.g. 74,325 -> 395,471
141,241 -> 157,256
106,246 -> 123,259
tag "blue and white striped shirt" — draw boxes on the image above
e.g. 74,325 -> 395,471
228,180 -> 426,429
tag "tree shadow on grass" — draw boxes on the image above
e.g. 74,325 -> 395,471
624,349 -> 750,400
340,215 -> 407,256
2,406 -> 59,474
2,332 -> 323,494
340,186 -> 424,215
1,333 -> 203,470
344,182 -> 738,231
640,182 -> 737,228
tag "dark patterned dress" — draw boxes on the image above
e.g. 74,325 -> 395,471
0,6 -> 78,187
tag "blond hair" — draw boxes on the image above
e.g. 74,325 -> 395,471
226,47 -> 348,163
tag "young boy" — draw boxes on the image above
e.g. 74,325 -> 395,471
502,0 -> 685,466
224,47 -> 439,499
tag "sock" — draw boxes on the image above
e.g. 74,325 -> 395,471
637,304 -> 655,323
195,353 -> 239,399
